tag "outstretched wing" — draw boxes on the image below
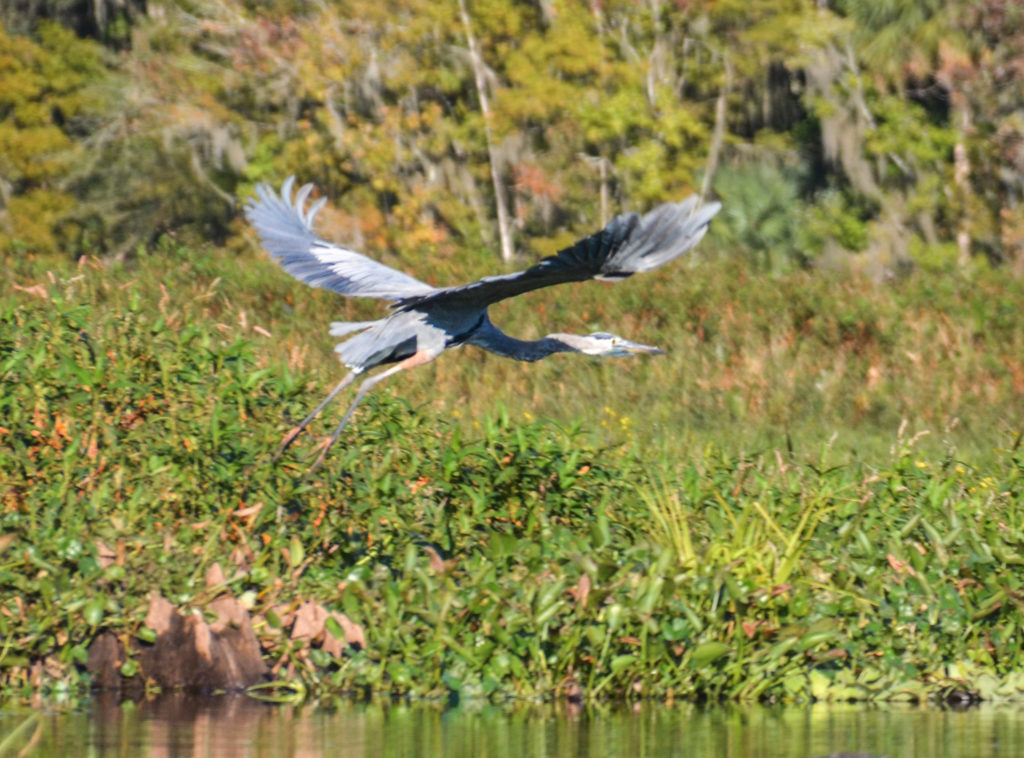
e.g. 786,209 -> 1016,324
245,177 -> 436,301
394,196 -> 721,311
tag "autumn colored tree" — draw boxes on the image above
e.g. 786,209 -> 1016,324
0,21 -> 110,255
1,0 -> 1022,271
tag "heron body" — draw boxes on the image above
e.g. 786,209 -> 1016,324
246,177 -> 720,469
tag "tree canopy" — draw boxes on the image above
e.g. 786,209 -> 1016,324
2,0 -> 1023,274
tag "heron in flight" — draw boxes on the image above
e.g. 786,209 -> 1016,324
246,177 -> 719,470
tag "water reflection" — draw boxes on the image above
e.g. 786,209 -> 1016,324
3,695 -> 1024,757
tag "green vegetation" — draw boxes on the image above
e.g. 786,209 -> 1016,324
1,248 -> 1022,703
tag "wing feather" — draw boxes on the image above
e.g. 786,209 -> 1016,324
395,197 -> 720,311
245,177 -> 436,301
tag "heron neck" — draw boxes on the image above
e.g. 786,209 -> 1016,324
468,320 -> 578,362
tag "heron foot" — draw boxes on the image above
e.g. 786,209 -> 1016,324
270,426 -> 304,462
307,436 -> 336,474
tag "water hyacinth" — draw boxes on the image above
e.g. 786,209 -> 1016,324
1,248 -> 1023,703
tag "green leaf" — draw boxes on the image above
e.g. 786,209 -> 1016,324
691,642 -> 730,667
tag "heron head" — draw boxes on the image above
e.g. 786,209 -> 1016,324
550,331 -> 666,357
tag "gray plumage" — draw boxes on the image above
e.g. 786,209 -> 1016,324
245,177 -> 720,469
248,176 -> 435,301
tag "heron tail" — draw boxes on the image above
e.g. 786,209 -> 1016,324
329,319 -> 382,337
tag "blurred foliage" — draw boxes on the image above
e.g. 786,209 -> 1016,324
1,0 -> 145,48
0,21 -> 109,255
711,163 -> 803,271
1,0 -> 1023,270
1,250 -> 1023,701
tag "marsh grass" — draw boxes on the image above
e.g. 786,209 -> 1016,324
1,244 -> 1023,703
644,456 -> 841,587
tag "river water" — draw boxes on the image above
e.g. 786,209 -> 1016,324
3,696 -> 1024,757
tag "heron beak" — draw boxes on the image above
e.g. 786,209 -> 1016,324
622,339 -> 665,355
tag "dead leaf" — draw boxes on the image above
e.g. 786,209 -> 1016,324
424,545 -> 447,573
330,611 -> 365,650
0,533 -> 16,555
205,562 -> 227,588
323,610 -> 368,655
95,540 -> 117,569
145,592 -> 176,636
270,603 -> 296,630
886,553 -> 915,576
208,595 -> 246,633
291,600 -> 328,641
570,573 -> 591,609
230,545 -> 253,570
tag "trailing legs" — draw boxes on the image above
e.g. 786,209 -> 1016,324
273,371 -> 358,461
308,350 -> 437,472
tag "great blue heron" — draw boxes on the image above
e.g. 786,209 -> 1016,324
246,177 -> 720,469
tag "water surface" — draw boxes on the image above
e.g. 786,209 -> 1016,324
3,696 -> 1024,757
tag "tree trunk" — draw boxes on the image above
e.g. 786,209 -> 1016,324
952,93 -> 972,266
458,0 -> 514,262
701,56 -> 731,203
